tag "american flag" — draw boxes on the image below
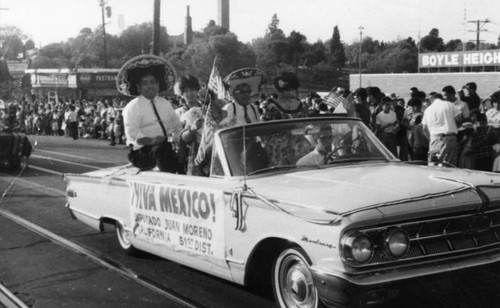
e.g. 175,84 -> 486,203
322,89 -> 346,109
208,65 -> 227,100
195,62 -> 227,167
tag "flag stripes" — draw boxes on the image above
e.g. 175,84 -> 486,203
208,65 -> 227,100
322,90 -> 346,109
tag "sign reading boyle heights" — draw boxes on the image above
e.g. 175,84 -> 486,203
419,49 -> 500,68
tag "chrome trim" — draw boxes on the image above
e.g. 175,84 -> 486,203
384,228 -> 410,258
344,208 -> 500,269
340,231 -> 374,265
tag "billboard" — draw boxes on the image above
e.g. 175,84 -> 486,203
78,71 -> 118,89
419,49 -> 500,68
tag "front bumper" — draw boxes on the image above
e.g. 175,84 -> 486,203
311,250 -> 500,307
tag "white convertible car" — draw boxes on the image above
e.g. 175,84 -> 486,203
65,116 -> 500,308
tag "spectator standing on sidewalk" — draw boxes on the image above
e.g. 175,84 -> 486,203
458,82 -> 481,112
471,113 -> 493,171
409,114 -> 428,161
353,88 -> 371,127
375,98 -> 398,156
67,105 -> 79,140
422,93 -> 461,166
367,86 -> 383,131
443,85 -> 470,124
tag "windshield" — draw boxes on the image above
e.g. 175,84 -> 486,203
218,117 -> 396,177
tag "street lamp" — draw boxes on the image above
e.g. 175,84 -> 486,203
358,26 -> 364,87
99,0 -> 108,68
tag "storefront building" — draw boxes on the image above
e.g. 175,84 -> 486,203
24,68 -> 120,102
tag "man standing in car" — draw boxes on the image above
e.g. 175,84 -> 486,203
118,55 -> 182,172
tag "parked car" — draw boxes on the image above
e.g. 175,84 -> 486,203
64,117 -> 500,308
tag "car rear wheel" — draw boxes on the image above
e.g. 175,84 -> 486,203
273,247 -> 323,308
115,222 -> 138,255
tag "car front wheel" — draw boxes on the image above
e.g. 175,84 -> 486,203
273,247 -> 323,308
115,222 -> 138,255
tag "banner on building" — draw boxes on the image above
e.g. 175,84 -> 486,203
419,49 -> 500,68
78,71 -> 119,89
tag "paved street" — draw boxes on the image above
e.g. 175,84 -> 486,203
1,135 -> 500,307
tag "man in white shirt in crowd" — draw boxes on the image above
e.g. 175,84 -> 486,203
375,98 -> 398,156
120,55 -> 182,172
67,105 -> 79,140
422,92 -> 461,166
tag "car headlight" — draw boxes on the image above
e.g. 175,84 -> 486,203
342,231 -> 374,264
385,228 -> 409,258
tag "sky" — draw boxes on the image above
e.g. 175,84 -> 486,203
0,0 -> 499,47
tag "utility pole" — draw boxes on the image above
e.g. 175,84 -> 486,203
99,0 -> 108,67
468,19 -> 490,50
0,4 -> 10,51
358,26 -> 364,88
151,0 -> 161,55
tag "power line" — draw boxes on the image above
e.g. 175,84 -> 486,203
467,19 -> 490,50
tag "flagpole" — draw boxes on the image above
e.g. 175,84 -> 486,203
204,56 -> 219,109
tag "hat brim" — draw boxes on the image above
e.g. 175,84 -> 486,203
116,55 -> 177,97
224,68 -> 265,97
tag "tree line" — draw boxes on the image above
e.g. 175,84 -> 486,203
2,14 -> 500,89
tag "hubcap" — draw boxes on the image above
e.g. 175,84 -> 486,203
117,224 -> 131,248
279,253 -> 317,308
288,264 -> 310,303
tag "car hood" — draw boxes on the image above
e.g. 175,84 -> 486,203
246,162 -> 500,216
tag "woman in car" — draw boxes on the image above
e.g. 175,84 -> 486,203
178,75 -> 205,175
262,72 -> 308,120
260,72 -> 313,166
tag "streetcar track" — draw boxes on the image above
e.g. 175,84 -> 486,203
27,165 -> 64,176
0,171 -> 65,197
0,170 -> 204,308
33,149 -> 97,161
0,282 -> 28,308
31,155 -> 101,170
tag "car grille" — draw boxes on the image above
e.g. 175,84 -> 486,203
364,209 -> 500,267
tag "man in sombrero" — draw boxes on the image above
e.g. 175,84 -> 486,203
219,68 -> 265,126
118,55 -> 182,172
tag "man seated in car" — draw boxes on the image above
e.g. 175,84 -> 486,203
296,125 -> 334,166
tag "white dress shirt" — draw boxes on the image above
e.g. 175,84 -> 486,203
422,98 -> 460,138
123,95 -> 183,150
296,149 -> 325,166
221,102 -> 261,126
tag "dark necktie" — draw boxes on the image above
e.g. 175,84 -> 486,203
150,99 -> 167,136
244,105 -> 251,124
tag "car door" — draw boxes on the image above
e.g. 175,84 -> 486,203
125,171 -> 234,280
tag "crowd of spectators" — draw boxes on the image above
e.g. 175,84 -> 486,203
1,97 -> 131,146
2,79 -> 500,172
292,83 -> 500,172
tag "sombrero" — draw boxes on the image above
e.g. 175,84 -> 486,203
224,68 -> 265,97
116,54 -> 177,97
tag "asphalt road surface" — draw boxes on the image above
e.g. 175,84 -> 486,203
0,135 -> 499,308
